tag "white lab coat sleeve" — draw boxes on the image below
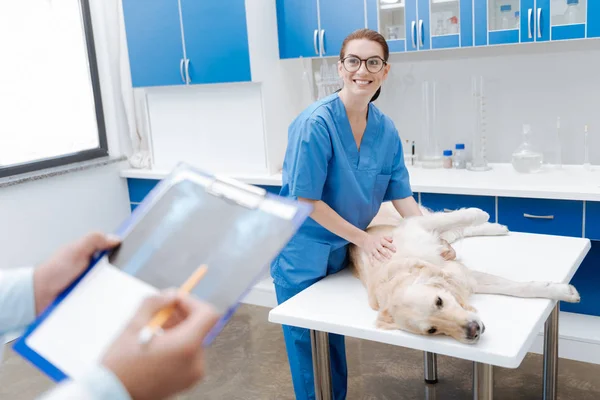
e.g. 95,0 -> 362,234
0,267 -> 36,362
36,365 -> 132,400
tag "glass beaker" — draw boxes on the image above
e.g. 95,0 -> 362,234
468,76 -> 492,171
512,124 -> 543,173
420,81 -> 443,168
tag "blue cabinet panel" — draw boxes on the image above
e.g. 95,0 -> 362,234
536,0 -> 551,42
589,1 -> 600,38
127,179 -> 161,203
122,0 -> 185,87
474,0 -> 488,46
460,0 -> 473,46
406,0 -> 419,52
489,29 -> 519,45
276,0 -> 320,58
498,197 -> 583,238
319,0 -> 366,57
586,201 -> 600,241
561,241 -> 600,316
388,40 -> 406,53
181,0 -> 251,84
432,35 -> 460,49
420,193 -> 496,222
417,0 -> 431,50
521,0 -> 535,43
552,24 -> 586,41
366,0 -> 378,31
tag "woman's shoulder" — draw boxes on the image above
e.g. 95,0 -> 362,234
292,93 -> 340,128
370,104 -> 399,136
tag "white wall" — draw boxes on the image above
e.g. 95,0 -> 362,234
0,163 -> 131,270
373,40 -> 600,166
139,0 -> 310,176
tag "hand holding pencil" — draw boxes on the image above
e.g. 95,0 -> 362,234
101,265 -> 219,400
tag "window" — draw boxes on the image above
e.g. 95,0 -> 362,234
0,0 -> 108,178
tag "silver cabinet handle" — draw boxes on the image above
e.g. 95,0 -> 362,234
528,8 -> 533,39
537,8 -> 542,38
320,29 -> 326,55
313,29 -> 319,55
184,59 -> 190,84
411,20 -> 417,49
418,19 -> 424,47
180,58 -> 185,83
524,213 -> 554,220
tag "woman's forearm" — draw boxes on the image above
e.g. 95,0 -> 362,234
392,196 -> 422,218
298,198 -> 367,246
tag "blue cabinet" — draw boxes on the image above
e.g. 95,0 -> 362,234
498,197 -> 584,238
367,0 -> 472,54
561,240 -> 600,316
180,0 -> 251,84
122,0 -> 251,87
586,201 -> 600,241
276,0 -> 320,58
420,193 -> 496,222
276,0 -> 365,59
319,0 -> 366,57
121,0 -> 185,87
475,0 -> 599,46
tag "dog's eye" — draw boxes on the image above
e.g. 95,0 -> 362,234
427,327 -> 437,334
436,297 -> 443,308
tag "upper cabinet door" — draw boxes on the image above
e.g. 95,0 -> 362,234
319,0 -> 366,57
405,0 -> 419,51
417,0 -> 431,50
367,0 -> 407,53
537,0 -> 586,42
180,0 -> 251,84
487,0 -> 527,45
588,0 -> 600,37
122,0 -> 185,87
429,0 -> 462,49
276,0 -> 320,59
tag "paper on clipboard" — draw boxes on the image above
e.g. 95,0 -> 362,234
14,163 -> 312,381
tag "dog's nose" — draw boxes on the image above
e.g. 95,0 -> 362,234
466,321 -> 482,340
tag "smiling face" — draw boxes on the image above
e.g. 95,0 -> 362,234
338,38 -> 390,101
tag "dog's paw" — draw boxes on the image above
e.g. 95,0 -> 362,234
464,208 -> 490,226
551,283 -> 581,303
485,223 -> 509,236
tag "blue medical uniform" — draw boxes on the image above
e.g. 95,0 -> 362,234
271,93 -> 413,400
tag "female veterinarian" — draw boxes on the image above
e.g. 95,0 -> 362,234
270,29 -> 454,400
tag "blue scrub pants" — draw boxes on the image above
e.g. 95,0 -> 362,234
275,284 -> 348,400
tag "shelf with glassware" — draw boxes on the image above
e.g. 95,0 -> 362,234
475,0 -> 600,46
366,0 -> 473,52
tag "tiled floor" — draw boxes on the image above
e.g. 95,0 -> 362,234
2,304 -> 600,399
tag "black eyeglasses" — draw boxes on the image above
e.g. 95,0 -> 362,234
341,55 -> 387,73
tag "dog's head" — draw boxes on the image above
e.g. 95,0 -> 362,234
376,270 -> 484,344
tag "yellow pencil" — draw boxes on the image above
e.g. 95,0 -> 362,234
138,264 -> 208,344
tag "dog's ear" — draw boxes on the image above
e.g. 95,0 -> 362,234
376,309 -> 397,330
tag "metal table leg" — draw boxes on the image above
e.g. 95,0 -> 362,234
424,352 -> 438,384
543,303 -> 559,400
424,382 -> 438,400
473,362 -> 493,400
310,330 -> 333,400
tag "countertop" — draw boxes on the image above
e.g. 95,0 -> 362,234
121,163 -> 600,201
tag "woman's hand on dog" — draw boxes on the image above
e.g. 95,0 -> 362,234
440,239 -> 456,260
360,233 -> 396,262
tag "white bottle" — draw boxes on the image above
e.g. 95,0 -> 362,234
564,0 -> 580,25
500,5 -> 512,30
453,143 -> 467,169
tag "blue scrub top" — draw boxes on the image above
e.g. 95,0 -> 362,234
271,93 -> 413,290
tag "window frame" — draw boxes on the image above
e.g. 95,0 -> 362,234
0,0 -> 108,179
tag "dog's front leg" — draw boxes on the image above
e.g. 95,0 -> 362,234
471,271 -> 581,303
417,208 -> 490,234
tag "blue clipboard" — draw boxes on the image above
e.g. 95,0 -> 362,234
13,163 -> 311,382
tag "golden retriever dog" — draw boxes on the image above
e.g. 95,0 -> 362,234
349,202 -> 581,344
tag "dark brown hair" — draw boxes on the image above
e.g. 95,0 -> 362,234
339,29 -> 390,102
